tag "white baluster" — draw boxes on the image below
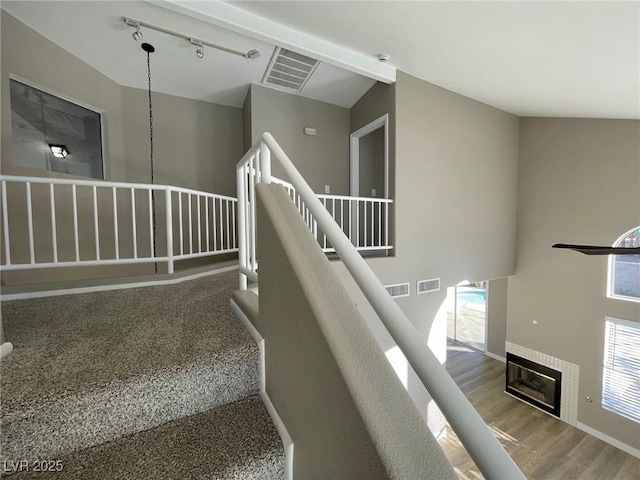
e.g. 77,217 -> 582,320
2,181 -> 11,265
112,187 -> 119,260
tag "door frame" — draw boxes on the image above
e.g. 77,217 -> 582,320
349,113 -> 389,199
449,282 -> 488,353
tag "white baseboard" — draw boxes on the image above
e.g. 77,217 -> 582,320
230,299 -> 266,392
576,422 -> 640,459
1,264 -> 238,301
260,391 -> 294,479
485,351 -> 506,363
0,342 -> 14,359
230,299 -> 294,480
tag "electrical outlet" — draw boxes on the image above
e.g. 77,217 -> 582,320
371,188 -> 376,196
324,185 -> 330,194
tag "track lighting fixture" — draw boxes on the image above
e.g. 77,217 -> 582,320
122,17 -> 260,60
190,39 -> 204,59
244,49 -> 261,60
132,24 -> 142,41
124,18 -> 143,41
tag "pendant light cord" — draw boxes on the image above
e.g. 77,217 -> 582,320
146,50 -> 158,273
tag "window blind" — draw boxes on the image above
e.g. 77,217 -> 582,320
602,317 -> 640,423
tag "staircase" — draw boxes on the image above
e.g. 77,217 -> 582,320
0,270 -> 285,479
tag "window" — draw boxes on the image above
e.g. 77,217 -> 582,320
608,226 -> 640,302
602,317 -> 640,423
10,78 -> 104,179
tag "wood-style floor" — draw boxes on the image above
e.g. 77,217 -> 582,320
440,342 -> 640,480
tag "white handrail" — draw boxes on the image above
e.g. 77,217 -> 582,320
238,133 -> 525,479
0,175 -> 238,273
0,175 -> 237,201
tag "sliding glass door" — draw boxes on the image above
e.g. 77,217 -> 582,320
447,282 -> 487,352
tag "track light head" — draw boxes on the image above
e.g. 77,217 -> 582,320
244,49 -> 261,60
124,17 -> 143,41
189,38 -> 204,59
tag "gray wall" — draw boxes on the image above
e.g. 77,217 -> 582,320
242,86 -> 252,154
120,87 -> 242,197
0,12 -> 243,284
342,73 -> 519,434
487,277 -> 508,358
249,84 -> 350,195
255,183 -> 455,480
507,117 -> 640,449
352,72 -> 519,341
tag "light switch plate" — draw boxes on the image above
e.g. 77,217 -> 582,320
324,185 -> 330,194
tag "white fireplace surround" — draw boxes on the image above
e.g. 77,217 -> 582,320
505,342 -> 579,426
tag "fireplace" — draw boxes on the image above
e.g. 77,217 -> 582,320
506,353 -> 562,417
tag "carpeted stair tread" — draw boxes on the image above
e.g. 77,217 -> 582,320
6,395 -> 285,480
1,271 -> 251,411
1,271 -> 261,460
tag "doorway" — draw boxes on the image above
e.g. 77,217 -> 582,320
350,114 -> 389,199
349,115 -> 389,253
447,282 -> 487,352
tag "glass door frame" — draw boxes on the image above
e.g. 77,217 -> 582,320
448,282 -> 488,353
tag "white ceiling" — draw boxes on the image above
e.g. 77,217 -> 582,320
1,1 -> 375,108
234,0 -> 640,118
224,0 -> 640,119
4,1 -> 639,118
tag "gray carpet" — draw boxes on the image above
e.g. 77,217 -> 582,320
6,395 -> 285,480
1,271 -> 283,478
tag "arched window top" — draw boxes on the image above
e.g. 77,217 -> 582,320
614,227 -> 640,248
608,226 -> 640,302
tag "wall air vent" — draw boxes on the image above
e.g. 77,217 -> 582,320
262,47 -> 320,93
385,282 -> 410,299
417,278 -> 440,294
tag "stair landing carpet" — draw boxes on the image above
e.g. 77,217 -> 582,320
1,270 -> 284,478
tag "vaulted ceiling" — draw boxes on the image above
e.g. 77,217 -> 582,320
3,1 -> 638,118
1,1 -> 376,108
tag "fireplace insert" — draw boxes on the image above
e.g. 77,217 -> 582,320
505,353 -> 562,417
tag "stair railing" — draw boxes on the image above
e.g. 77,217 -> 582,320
0,175 -> 238,274
236,142 -> 393,288
273,177 -> 393,254
236,132 -> 525,479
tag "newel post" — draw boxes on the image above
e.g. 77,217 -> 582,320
260,141 -> 271,184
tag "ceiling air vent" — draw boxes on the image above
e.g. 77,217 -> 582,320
385,282 -> 410,299
262,47 -> 319,93
417,278 -> 440,294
